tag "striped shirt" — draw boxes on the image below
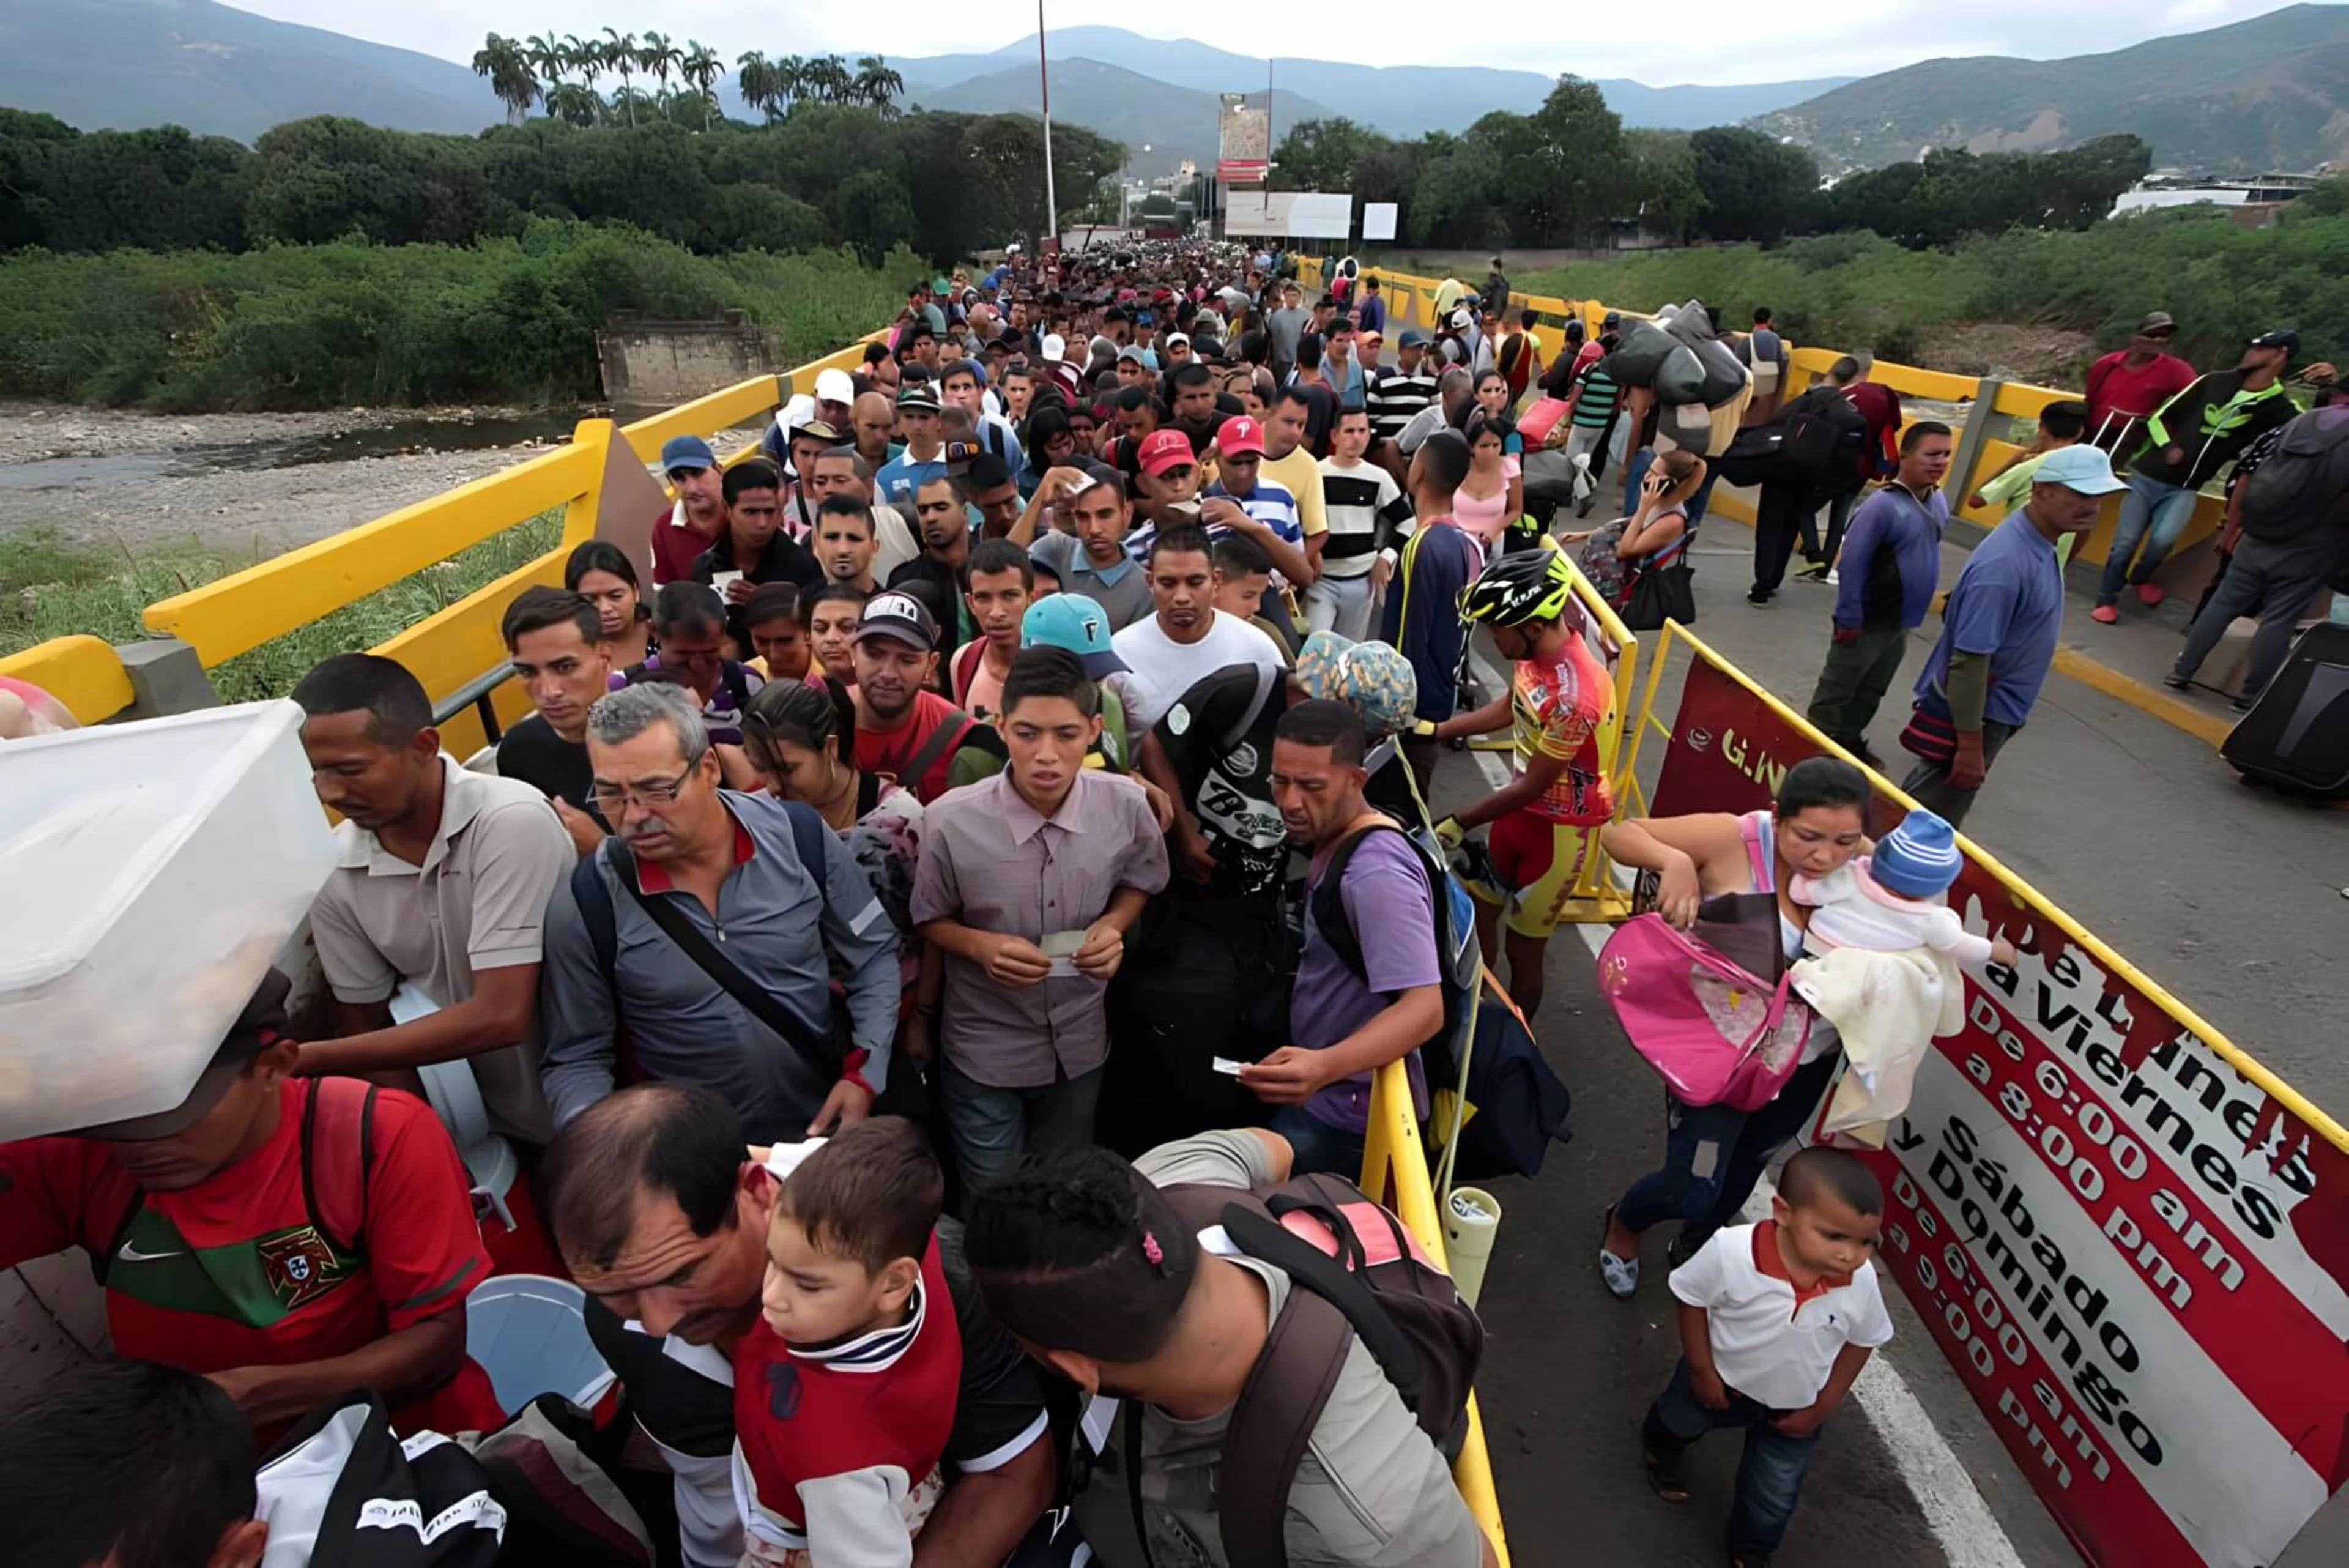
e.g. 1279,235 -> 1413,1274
1366,367 -> 1439,444
1127,479 -> 1302,562
1317,458 -> 1416,579
1571,368 -> 1622,429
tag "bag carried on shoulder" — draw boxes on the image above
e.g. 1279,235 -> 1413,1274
1621,537 -> 1696,631
1595,906 -> 1813,1112
1134,1172 -> 1486,1568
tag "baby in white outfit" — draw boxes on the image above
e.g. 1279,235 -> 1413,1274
1790,806 -> 2014,968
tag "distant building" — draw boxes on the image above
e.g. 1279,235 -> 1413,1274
2111,171 -> 2326,227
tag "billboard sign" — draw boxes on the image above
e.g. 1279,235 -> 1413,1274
1217,93 -> 1269,184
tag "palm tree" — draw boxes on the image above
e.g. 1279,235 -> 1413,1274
774,54 -> 807,114
736,51 -> 779,119
608,86 -> 653,127
472,34 -> 538,124
563,35 -> 603,92
600,28 -> 639,124
853,55 -> 905,116
803,54 -> 853,106
545,82 -> 603,128
681,43 -> 725,131
638,32 -> 683,99
523,32 -> 566,92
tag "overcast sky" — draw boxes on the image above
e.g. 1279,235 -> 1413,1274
221,0 -> 2298,84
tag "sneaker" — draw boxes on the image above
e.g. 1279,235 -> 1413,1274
1665,1228 -> 1696,1269
1795,560 -> 1831,582
2091,604 -> 2119,625
2162,671 -> 2192,691
1824,568 -> 1839,587
1598,1207 -> 1639,1299
2137,582 -> 2167,608
2232,693 -> 2257,712
1746,588 -> 1773,606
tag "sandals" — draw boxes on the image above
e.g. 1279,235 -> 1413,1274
1598,1205 -> 1639,1299
1643,1443 -> 1690,1503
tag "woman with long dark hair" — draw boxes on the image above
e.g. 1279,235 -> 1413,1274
564,540 -> 653,669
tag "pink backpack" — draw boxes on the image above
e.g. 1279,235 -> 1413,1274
1596,811 -> 1813,1110
1595,916 -> 1811,1110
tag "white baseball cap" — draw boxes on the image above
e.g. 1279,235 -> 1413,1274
1041,332 -> 1067,362
814,368 -> 855,404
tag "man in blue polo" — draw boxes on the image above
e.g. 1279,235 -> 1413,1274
874,384 -> 948,511
1899,444 -> 2123,830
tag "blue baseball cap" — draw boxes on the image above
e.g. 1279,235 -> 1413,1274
1021,593 -> 1129,680
2032,444 -> 2126,496
659,434 -> 717,474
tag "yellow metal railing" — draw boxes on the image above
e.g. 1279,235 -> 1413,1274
1299,257 -> 2225,570
0,634 -> 137,727
1361,1060 -> 1511,1566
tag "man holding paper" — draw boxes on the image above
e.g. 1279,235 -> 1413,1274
913,647 -> 1170,1191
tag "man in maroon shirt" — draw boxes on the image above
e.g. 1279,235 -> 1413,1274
2082,312 -> 2197,456
650,435 -> 729,587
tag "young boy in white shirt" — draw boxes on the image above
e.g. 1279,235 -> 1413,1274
1644,1146 -> 1895,1568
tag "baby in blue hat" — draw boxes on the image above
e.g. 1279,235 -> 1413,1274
1789,808 -> 2016,968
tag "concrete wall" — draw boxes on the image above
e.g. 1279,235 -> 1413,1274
596,312 -> 778,405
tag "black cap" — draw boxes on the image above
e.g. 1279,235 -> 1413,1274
77,970 -> 293,1140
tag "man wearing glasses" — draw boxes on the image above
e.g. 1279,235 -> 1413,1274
539,682 -> 900,1142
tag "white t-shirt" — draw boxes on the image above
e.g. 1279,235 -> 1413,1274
1668,1222 -> 1894,1410
1113,610 -> 1284,729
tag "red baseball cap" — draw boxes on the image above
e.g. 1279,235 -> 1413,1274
1217,416 -> 1266,458
1137,428 -> 1196,477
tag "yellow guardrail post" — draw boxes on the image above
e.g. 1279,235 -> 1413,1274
563,418 -> 615,548
1549,551 -> 1639,924
1360,1059 -> 1511,1566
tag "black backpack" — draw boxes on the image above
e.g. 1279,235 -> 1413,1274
2241,406 -> 2349,543
1133,1172 -> 1485,1568
1779,385 -> 1868,485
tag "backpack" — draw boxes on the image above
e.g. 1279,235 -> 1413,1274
1778,385 -> 1868,485
1134,1172 -> 1485,1568
1307,817 -> 1480,1063
2241,406 -> 2349,543
258,1392 -> 510,1568
94,1077 -> 377,1290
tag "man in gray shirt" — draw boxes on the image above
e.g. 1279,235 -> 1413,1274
538,683 -> 899,1142
1264,280 -> 1309,387
965,1128 -> 1494,1568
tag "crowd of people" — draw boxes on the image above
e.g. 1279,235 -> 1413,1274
21,237 -> 2342,1568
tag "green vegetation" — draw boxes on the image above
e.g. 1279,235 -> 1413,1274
1,517 -> 561,702
0,221 -> 908,411
1519,182 -> 2349,376
1271,94 -> 2148,251
0,99 -> 1115,266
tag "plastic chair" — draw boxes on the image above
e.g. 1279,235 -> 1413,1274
464,1274 -> 615,1412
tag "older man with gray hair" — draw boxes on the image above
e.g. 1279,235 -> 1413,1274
538,682 -> 900,1142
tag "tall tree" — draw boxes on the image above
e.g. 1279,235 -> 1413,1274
472,35 -> 538,125
600,29 -> 639,124
544,83 -> 603,128
853,56 -> 905,116
681,43 -> 725,131
1690,126 -> 1817,243
736,53 -> 779,120
638,32 -> 683,98
563,35 -> 603,92
523,34 -> 566,91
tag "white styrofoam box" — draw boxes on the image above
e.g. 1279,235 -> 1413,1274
0,699 -> 336,1140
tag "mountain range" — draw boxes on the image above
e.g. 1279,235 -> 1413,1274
3,3 -> 2343,180
1754,4 -> 2349,174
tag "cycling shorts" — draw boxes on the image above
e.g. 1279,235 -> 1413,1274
1474,808 -> 1602,938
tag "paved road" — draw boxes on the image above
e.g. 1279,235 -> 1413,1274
1441,505 -> 2349,1566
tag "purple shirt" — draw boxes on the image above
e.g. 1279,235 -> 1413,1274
1292,829 -> 1439,1132
1833,483 -> 1947,631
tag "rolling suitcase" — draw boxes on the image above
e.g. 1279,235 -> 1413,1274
2219,622 -> 2349,799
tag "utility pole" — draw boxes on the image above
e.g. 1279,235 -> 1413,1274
1037,2 -> 1057,247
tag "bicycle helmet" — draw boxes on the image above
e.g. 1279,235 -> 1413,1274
1461,549 -> 1573,628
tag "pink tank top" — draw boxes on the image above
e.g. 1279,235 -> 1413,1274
1451,481 -> 1510,551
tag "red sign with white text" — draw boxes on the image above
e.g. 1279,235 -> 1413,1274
1650,656 -> 2349,1567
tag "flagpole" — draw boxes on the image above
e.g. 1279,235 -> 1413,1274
1038,2 -> 1058,247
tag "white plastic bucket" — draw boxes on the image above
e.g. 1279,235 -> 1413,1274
464,1274 -> 614,1412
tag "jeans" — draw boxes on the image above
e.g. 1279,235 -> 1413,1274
1271,1105 -> 1370,1180
1305,570 -> 1377,640
2170,537 -> 2328,700
1616,1051 -> 1841,1244
943,1059 -> 1104,1195
1800,488 -> 1860,565
1806,626 -> 1909,749
2098,470 -> 2199,606
1750,480 -> 1820,595
1645,1357 -> 1825,1558
1899,717 -> 2018,830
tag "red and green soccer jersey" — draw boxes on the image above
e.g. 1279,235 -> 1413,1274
0,1077 -> 503,1440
